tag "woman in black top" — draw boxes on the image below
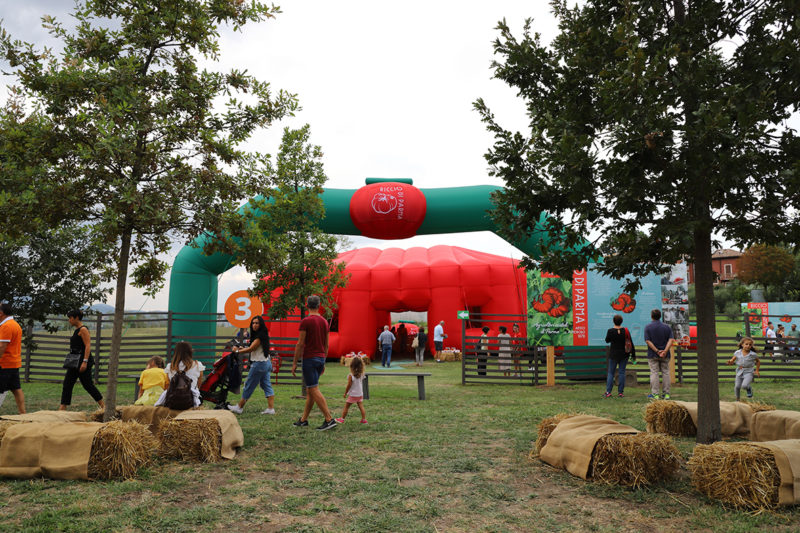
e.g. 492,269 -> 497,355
59,309 -> 105,411
604,314 -> 634,398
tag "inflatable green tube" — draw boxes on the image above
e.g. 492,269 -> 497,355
168,183 -> 552,349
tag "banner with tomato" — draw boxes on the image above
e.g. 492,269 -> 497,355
661,262 -> 691,347
527,265 -> 662,346
741,302 -> 800,337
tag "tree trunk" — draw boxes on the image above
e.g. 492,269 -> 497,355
103,229 -> 132,422
694,227 -> 722,443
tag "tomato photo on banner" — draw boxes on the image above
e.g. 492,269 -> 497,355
527,270 -> 573,346
224,290 -> 264,329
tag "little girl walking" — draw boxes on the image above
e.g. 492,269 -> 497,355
335,357 -> 367,424
727,337 -> 761,401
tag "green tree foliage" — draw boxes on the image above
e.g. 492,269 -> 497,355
0,226 -> 111,344
209,125 -> 349,320
0,0 -> 297,420
713,280 -> 751,315
738,244 -> 795,297
475,0 -> 800,443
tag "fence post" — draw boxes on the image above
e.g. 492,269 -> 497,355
676,345 -> 683,384
23,323 -> 33,382
93,313 -> 103,383
461,317 -> 466,385
669,345 -> 676,384
166,310 -> 173,357
546,346 -> 555,386
744,313 -> 751,338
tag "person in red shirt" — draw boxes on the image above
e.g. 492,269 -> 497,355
0,303 -> 26,413
291,295 -> 337,431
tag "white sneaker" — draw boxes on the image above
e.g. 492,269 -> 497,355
227,404 -> 243,414
0,391 -> 7,408
261,408 -> 276,415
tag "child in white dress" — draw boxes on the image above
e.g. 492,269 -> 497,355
335,357 -> 367,424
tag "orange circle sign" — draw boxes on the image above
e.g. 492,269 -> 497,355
224,290 -> 264,329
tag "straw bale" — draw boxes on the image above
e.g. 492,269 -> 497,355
741,400 -> 776,414
534,413 -> 577,455
643,400 -> 696,437
158,418 -> 222,462
87,420 -> 158,480
590,433 -> 681,487
0,420 -> 23,443
688,442 -> 780,511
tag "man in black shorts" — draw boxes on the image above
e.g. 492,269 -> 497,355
291,295 -> 337,431
0,303 -> 26,413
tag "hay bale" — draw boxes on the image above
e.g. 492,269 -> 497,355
158,418 -> 222,462
0,420 -> 23,443
688,442 -> 781,511
742,400 -> 776,413
590,433 -> 681,487
644,400 -> 696,437
86,420 -> 159,480
534,413 -> 577,455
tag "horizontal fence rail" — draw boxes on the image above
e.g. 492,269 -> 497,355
22,312 -> 303,387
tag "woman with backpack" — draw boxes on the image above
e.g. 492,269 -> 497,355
155,341 -> 205,409
604,314 -> 635,398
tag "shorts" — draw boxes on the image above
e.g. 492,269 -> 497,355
346,395 -> 363,404
0,368 -> 21,393
302,357 -> 326,388
434,341 -> 443,352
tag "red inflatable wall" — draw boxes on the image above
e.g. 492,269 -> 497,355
264,245 -> 528,359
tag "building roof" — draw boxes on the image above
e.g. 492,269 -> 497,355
711,248 -> 742,259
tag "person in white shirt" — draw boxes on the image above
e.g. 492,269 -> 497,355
765,321 -> 776,357
433,320 -> 447,358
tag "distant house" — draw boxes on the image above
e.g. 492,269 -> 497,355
687,249 -> 743,284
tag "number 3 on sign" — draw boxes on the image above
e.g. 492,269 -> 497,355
224,290 -> 264,329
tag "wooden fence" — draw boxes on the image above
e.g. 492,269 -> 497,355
461,313 -> 800,385
21,312 -> 302,386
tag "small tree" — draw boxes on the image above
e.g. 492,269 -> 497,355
476,0 -> 800,443
738,245 -> 795,299
0,0 -> 297,420
210,124 -> 349,321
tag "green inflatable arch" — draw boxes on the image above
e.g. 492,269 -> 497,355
167,182 -> 552,347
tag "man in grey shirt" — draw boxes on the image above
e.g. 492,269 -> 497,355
378,325 -> 396,368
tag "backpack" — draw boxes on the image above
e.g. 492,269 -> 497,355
163,369 -> 194,410
624,328 -> 634,355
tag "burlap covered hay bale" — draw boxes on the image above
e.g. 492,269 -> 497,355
89,407 -> 124,423
87,420 -> 158,480
1,410 -> 87,423
742,400 -> 776,414
539,414 -> 679,486
590,432 -> 681,487
751,410 -> 800,442
688,442 -> 781,510
644,400 -> 696,437
158,418 -> 222,462
0,420 -> 23,444
534,413 -> 578,455
118,405 -> 183,434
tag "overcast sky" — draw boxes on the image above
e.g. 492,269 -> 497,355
2,1 -> 560,312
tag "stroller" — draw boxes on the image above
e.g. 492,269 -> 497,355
200,342 -> 243,409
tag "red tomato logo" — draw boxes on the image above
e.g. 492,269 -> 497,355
532,287 -> 571,317
610,293 -> 636,313
780,315 -> 792,323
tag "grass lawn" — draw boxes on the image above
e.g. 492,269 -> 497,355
2,360 -> 800,532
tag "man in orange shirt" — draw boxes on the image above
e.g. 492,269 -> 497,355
0,303 -> 26,413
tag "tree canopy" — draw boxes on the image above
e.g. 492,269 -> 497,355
738,244 -> 795,293
208,125 -> 349,321
0,0 -> 297,419
476,0 -> 800,442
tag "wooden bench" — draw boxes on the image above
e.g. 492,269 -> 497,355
363,372 -> 432,400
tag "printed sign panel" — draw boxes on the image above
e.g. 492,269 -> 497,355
661,262 -> 691,346
741,302 -> 800,339
527,264 -> 663,346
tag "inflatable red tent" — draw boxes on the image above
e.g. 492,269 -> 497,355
264,246 -> 527,359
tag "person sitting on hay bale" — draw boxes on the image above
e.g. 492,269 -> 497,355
134,356 -> 169,406
726,337 -> 761,401
155,341 -> 205,409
